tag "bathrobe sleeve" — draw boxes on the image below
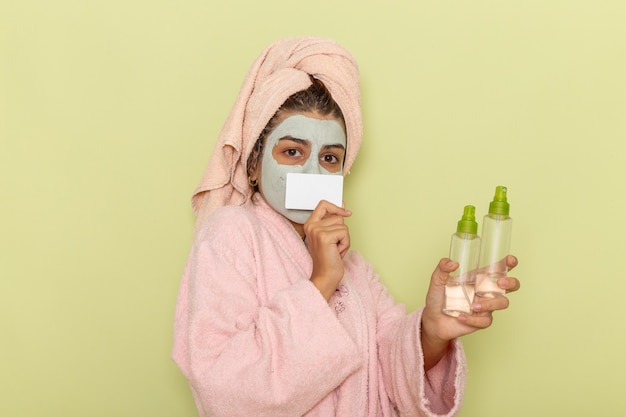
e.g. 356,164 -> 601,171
172,207 -> 363,417
348,252 -> 466,417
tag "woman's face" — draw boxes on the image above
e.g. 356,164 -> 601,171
251,111 -> 347,225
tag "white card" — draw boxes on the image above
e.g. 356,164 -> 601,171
284,173 -> 343,210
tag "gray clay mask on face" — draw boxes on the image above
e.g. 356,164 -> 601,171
260,114 -> 347,224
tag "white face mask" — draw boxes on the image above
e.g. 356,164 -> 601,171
260,114 -> 347,224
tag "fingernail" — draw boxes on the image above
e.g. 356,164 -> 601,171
472,303 -> 482,311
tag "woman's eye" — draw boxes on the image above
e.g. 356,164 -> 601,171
321,154 -> 340,164
285,148 -> 301,157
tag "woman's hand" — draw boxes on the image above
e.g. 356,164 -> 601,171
421,256 -> 520,369
304,200 -> 352,301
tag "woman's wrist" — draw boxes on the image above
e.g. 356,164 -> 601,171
310,275 -> 336,301
420,309 -> 452,371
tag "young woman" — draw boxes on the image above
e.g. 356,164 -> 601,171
172,36 -> 520,417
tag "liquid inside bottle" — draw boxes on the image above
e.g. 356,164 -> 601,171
444,265 -> 477,317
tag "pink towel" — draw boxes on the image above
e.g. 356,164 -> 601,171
191,37 -> 362,223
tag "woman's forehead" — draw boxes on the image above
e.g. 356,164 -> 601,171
268,114 -> 347,146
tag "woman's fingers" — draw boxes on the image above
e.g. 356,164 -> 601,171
307,200 -> 351,223
472,294 -> 510,314
434,258 -> 458,284
458,312 -> 494,329
506,255 -> 519,271
424,258 -> 457,312
498,276 -> 520,293
305,200 -> 352,256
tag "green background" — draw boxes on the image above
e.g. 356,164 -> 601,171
2,0 -> 625,415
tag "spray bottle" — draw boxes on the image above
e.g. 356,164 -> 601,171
475,186 -> 513,298
443,205 -> 480,317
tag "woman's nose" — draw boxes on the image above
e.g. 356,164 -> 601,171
302,155 -> 322,174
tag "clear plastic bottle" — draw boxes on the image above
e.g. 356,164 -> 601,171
443,205 -> 480,317
475,186 -> 512,298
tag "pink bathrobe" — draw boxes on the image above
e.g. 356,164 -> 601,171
172,194 -> 466,417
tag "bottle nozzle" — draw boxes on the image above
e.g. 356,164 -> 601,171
457,205 -> 478,234
489,185 -> 510,215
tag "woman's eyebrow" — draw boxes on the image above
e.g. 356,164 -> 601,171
278,136 -> 308,145
322,143 -> 346,151
277,136 -> 344,151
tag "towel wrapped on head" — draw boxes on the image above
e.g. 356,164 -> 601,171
192,36 -> 363,225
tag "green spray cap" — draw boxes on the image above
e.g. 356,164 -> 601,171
488,186 -> 510,215
456,205 -> 478,234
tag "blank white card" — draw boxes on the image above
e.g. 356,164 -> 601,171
284,173 -> 343,210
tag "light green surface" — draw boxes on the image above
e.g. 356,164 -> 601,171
2,1 -> 626,415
